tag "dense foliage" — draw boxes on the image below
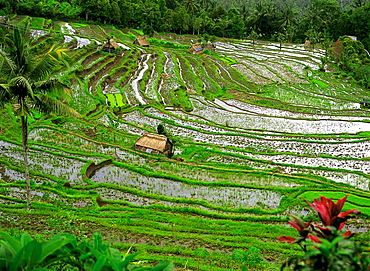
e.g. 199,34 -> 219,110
1,0 -> 370,48
0,231 -> 174,270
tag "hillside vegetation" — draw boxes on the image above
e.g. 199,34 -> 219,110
0,15 -> 369,270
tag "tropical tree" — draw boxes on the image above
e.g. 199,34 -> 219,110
306,28 -> 322,50
275,31 -> 286,49
0,26 -> 79,211
111,1 -> 122,25
180,0 -> 199,35
239,4 -> 251,21
247,29 -> 262,46
173,6 -> 189,34
319,32 -> 334,70
285,24 -> 296,43
278,4 -> 298,29
249,0 -> 279,38
214,17 -> 231,37
198,9 -> 212,34
352,0 -> 369,8
161,8 -> 175,32
184,0 -> 199,15
303,0 -> 342,35
198,0 -> 209,11
141,3 -> 161,29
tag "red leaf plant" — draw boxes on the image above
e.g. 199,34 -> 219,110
277,215 -> 312,251
277,195 -> 360,251
301,195 -> 360,231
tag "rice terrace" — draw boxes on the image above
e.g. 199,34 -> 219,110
0,14 -> 370,270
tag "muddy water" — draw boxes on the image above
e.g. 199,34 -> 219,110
131,54 -> 151,105
0,140 -> 85,184
61,23 -> 76,35
91,165 -> 283,209
190,98 -> 370,134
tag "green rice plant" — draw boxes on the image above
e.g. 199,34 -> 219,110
29,17 -> 45,28
311,78 -> 330,88
71,23 -> 88,28
173,86 -> 193,111
149,38 -> 189,50
298,191 -> 370,216
175,53 -> 203,93
131,29 -> 144,36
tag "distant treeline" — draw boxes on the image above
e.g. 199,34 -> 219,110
211,0 -> 366,12
1,0 -> 370,48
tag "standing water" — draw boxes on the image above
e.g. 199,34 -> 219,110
131,54 -> 151,105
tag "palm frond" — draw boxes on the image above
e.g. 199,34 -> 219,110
34,94 -> 80,118
45,44 -> 58,62
8,27 -> 28,70
9,76 -> 34,99
28,52 -> 59,81
53,47 -> 71,70
4,36 -> 16,51
0,84 -> 11,106
55,48 -> 69,59
1,25 -> 79,122
33,79 -> 72,102
0,46 -> 16,75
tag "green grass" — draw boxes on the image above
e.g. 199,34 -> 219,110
71,23 -> 88,28
115,93 -> 125,107
131,29 -> 144,36
312,79 -> 330,88
299,191 -> 370,216
105,93 -> 127,107
106,93 -> 116,106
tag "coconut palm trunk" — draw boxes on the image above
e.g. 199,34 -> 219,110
21,115 -> 31,211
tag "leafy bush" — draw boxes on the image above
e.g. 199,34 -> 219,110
0,231 -> 174,270
278,195 -> 369,270
231,247 -> 264,269
353,65 -> 370,88
284,236 -> 370,271
0,231 -> 74,270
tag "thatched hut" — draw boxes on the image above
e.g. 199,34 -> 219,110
134,133 -> 172,157
189,43 -> 204,55
133,36 -> 150,47
304,40 -> 311,49
102,39 -> 120,53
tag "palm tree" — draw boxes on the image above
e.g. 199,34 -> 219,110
251,0 -> 277,37
278,4 -> 297,29
185,0 -> 200,15
0,26 -> 79,211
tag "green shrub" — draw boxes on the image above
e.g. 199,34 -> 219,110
0,231 -> 174,270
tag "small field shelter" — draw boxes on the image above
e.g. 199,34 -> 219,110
134,133 -> 172,157
133,36 -> 150,47
102,39 -> 120,53
189,43 -> 204,55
